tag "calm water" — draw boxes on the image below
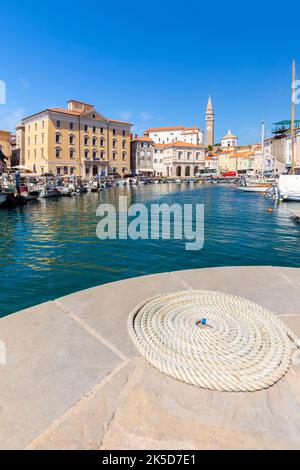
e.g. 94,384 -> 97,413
1,183 -> 300,317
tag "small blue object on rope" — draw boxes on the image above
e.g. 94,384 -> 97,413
201,318 -> 207,325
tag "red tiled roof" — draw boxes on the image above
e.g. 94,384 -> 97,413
154,141 -> 203,149
48,108 -> 83,116
132,136 -> 153,142
146,126 -> 199,133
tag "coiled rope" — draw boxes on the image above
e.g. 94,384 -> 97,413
127,290 -> 300,392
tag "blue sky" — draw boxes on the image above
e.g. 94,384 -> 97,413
1,0 -> 299,144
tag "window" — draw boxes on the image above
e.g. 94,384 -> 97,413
100,138 -> 104,146
28,125 -> 30,132
92,137 -> 97,146
42,121 -> 44,129
69,122 -> 74,130
84,150 -> 89,159
35,123 -> 37,131
69,135 -> 74,145
122,130 -> 126,137
41,134 -> 44,144
113,139 -> 117,148
100,127 -> 104,134
112,152 -> 117,160
28,137 -> 30,146
85,167 -> 89,175
41,167 -> 44,174
34,149 -> 36,159
70,167 -> 75,175
112,129 -> 116,136
122,140 -> 126,149
57,167 -> 61,175
84,124 -> 88,132
154,158 -> 157,163
34,136 -> 37,145
63,166 -> 68,174
84,136 -> 89,146
55,134 -> 60,144
56,148 -> 61,158
56,120 -> 61,128
122,152 -> 126,161
93,126 -> 96,133
93,151 -> 97,160
70,149 -> 74,159
100,151 -> 104,159
41,149 -> 44,158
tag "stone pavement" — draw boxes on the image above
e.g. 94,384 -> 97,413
0,266 -> 300,449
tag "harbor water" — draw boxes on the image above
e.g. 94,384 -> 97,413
1,183 -> 300,317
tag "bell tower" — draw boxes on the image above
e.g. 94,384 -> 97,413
205,95 -> 214,147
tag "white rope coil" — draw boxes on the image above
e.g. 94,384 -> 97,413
127,290 -> 300,392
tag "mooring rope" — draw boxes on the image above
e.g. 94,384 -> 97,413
127,290 -> 300,392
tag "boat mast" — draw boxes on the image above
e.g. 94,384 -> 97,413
291,60 -> 295,175
261,122 -> 265,177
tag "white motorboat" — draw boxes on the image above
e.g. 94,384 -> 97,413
237,184 -> 271,193
39,184 -> 62,198
277,175 -> 300,201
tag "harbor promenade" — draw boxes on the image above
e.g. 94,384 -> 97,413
0,266 -> 300,449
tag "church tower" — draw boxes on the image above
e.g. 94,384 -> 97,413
205,95 -> 214,147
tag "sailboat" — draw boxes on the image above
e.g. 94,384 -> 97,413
237,122 -> 274,193
277,60 -> 300,201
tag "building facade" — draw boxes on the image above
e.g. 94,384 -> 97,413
263,123 -> 300,174
145,126 -> 204,146
20,100 -> 132,177
221,130 -> 238,148
205,96 -> 214,147
0,130 -> 11,161
130,135 -> 154,175
153,141 -> 206,177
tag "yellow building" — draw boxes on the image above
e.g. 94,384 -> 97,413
218,148 -> 254,174
20,100 -> 132,177
0,130 -> 12,162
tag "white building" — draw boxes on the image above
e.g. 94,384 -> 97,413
152,141 -> 206,177
145,126 -> 204,146
221,130 -> 238,148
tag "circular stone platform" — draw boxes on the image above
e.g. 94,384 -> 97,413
0,266 -> 300,449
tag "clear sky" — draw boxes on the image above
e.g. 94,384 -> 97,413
1,0 -> 300,144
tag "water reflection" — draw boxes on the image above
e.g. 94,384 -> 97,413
0,183 -> 300,316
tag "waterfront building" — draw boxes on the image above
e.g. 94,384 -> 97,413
153,141 -> 206,177
145,125 -> 204,146
130,135 -> 155,175
205,96 -> 214,147
20,100 -> 132,177
264,121 -> 300,174
221,130 -> 238,149
0,130 -> 12,162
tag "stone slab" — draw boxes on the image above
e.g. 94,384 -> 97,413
57,272 -> 188,358
173,266 -> 300,315
0,301 -> 121,449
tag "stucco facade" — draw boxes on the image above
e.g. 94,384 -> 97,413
21,100 -> 132,177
